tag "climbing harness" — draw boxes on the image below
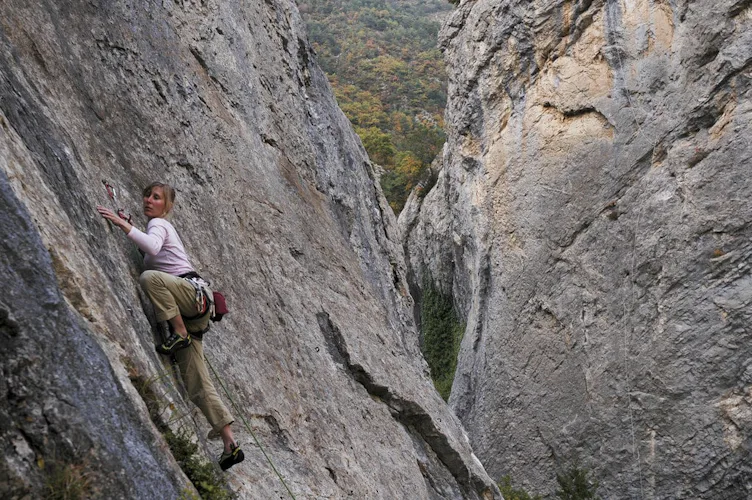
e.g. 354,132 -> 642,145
178,272 -> 229,324
183,275 -> 213,317
206,356 -> 297,500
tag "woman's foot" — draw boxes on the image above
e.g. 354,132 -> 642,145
155,331 -> 192,355
218,443 -> 244,471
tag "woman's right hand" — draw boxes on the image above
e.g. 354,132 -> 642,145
97,205 -> 133,234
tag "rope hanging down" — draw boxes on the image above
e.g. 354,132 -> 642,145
206,356 -> 297,500
613,37 -> 655,500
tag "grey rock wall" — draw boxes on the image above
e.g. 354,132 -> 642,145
0,167 -> 191,499
402,0 -> 752,498
0,0 -> 498,498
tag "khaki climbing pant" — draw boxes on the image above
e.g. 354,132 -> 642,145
174,338 -> 234,433
139,270 -> 211,333
139,270 -> 234,432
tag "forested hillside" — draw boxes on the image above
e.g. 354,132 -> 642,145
298,0 -> 452,212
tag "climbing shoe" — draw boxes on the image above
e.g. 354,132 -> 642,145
218,443 -> 244,471
155,332 -> 192,355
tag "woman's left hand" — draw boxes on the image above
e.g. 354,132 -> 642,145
97,205 -> 133,234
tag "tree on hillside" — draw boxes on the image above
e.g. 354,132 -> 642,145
300,0 -> 451,213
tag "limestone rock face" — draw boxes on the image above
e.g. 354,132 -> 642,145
402,0 -> 752,497
0,1 -> 499,498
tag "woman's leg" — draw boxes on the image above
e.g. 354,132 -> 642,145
174,339 -> 235,437
140,270 -> 199,318
140,272 -> 242,467
217,423 -> 244,470
219,424 -> 237,453
174,341 -> 243,468
168,313 -> 189,337
139,271 -> 201,352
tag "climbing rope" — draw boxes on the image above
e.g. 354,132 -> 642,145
613,25 -> 656,499
205,356 -> 297,500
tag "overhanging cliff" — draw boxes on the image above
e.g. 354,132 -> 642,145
0,1 -> 499,498
402,0 -> 752,497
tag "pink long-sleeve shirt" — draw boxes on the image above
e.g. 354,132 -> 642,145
127,218 -> 194,276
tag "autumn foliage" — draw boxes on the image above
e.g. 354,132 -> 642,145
299,0 -> 451,213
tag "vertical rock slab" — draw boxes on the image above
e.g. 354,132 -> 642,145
403,0 -> 752,497
0,167 -> 191,499
0,0 -> 499,498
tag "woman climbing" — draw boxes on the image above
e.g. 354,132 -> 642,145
97,181 -> 244,471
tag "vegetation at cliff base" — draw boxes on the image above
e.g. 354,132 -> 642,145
128,363 -> 234,500
166,430 -> 235,500
498,475 -> 542,500
555,465 -> 600,500
499,465 -> 600,500
42,461 -> 93,500
420,277 -> 464,400
298,0 -> 451,213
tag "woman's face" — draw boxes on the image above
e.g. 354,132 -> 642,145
143,186 -> 166,218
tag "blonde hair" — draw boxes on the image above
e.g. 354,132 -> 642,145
142,182 -> 176,217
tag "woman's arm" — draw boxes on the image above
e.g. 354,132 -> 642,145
97,206 -> 167,256
127,224 -> 167,256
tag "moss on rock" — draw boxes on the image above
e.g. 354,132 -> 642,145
420,277 -> 464,401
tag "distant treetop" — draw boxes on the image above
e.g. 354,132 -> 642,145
299,0 -> 452,213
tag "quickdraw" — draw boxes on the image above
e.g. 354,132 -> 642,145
183,276 -> 215,318
117,208 -> 132,224
103,179 -> 116,201
102,179 -> 132,223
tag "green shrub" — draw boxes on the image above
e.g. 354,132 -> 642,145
128,362 -> 234,500
420,277 -> 464,400
42,462 -> 92,500
497,464 -> 600,499
555,465 -> 600,500
498,475 -> 542,500
165,431 -> 235,500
